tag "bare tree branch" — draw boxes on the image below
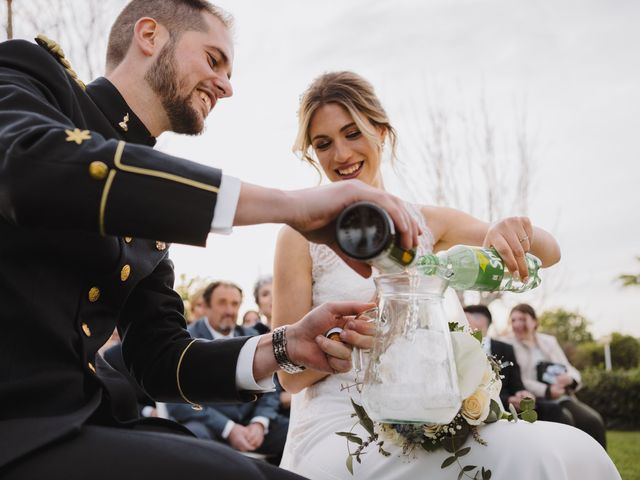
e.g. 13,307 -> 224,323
395,80 -> 541,306
10,0 -> 125,80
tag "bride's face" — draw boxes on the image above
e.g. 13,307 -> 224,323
309,103 -> 385,188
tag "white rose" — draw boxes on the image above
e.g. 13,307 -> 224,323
461,388 -> 491,425
481,361 -> 502,398
422,423 -> 445,439
451,331 -> 487,399
379,423 -> 404,446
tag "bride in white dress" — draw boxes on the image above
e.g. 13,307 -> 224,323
273,71 -> 620,480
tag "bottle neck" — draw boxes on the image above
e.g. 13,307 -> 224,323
418,252 -> 452,278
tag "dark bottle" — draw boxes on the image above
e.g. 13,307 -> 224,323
335,202 -> 416,273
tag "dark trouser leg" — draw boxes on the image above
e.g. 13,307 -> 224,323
2,424 -> 307,480
560,398 -> 607,450
256,413 -> 289,465
535,399 -> 575,425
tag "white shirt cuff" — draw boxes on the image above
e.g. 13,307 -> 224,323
250,416 -> 270,435
235,335 -> 276,392
221,420 -> 236,439
141,405 -> 155,417
210,174 -> 241,234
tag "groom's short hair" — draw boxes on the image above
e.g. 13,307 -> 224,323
106,0 -> 232,72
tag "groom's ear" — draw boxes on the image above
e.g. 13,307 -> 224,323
133,17 -> 168,58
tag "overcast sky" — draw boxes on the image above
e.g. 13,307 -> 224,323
6,0 -> 639,337
154,0 -> 639,338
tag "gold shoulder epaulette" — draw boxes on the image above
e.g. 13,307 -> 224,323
35,34 -> 86,91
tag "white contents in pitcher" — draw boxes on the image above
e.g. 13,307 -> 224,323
362,329 -> 461,424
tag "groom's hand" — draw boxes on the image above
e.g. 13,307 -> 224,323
286,180 -> 420,277
287,301 -> 375,373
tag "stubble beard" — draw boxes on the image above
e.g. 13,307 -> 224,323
144,40 -> 204,135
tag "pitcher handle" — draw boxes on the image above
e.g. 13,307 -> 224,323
352,306 -> 379,374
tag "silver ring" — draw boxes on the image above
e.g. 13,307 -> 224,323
519,235 -> 529,243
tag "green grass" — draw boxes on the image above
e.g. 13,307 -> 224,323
608,431 -> 640,480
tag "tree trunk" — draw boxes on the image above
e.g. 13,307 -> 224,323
6,0 -> 13,39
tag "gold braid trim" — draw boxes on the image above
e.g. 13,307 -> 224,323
176,339 -> 203,411
35,34 -> 86,91
113,140 -> 220,193
98,169 -> 116,237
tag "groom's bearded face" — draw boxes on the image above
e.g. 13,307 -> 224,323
145,38 -> 203,135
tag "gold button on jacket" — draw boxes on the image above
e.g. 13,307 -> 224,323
81,323 -> 91,337
89,161 -> 109,180
88,287 -> 100,303
120,264 -> 131,282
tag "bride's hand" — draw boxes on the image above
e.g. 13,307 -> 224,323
482,216 -> 534,281
331,317 -> 377,351
287,301 -> 375,373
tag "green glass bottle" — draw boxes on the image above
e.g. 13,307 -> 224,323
335,202 -> 417,273
416,245 -> 542,292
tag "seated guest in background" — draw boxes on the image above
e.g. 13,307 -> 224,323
464,305 -> 572,425
252,275 -> 274,334
168,281 -> 288,464
242,309 -> 262,329
504,303 -> 607,449
186,287 -> 207,324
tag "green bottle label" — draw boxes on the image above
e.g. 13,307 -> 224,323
472,248 -> 504,291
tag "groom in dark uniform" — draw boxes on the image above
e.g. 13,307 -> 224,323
0,1 -> 418,478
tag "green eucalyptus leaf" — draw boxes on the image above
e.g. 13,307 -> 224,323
456,447 -> 471,457
335,432 -> 363,444
441,455 -> 458,469
485,399 -> 502,423
346,455 -> 354,475
463,465 -> 477,471
449,321 -> 461,332
472,330 -> 483,343
521,410 -> 538,423
351,399 -> 375,436
422,440 -> 441,452
520,397 -> 535,411
441,427 -> 471,453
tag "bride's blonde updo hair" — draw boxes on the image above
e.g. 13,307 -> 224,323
293,71 -> 398,170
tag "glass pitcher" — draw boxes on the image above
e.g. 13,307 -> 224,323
354,273 -> 461,424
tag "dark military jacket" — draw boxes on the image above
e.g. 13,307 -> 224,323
0,39 -> 252,468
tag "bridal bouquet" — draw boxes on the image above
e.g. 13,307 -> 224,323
337,323 -> 537,479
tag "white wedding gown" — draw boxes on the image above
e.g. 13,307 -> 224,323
279,204 -> 620,480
